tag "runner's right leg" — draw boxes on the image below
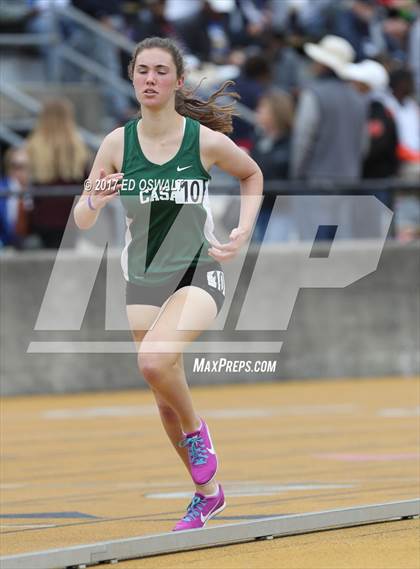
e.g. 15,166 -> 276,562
126,304 -> 218,495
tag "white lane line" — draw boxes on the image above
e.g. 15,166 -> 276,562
41,404 -> 358,420
43,406 -> 156,419
146,483 -> 356,499
0,524 -> 57,529
378,406 -> 420,418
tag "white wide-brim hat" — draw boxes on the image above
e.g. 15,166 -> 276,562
207,0 -> 235,12
340,60 -> 389,90
304,35 -> 356,75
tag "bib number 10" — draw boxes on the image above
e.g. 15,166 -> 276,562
176,179 -> 207,204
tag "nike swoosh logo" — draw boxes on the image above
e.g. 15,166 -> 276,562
206,430 -> 216,455
200,502 -> 223,524
177,165 -> 192,172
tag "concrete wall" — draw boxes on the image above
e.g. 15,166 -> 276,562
1,241 -> 418,396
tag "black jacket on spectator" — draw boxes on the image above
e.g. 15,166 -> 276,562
251,135 -> 290,181
250,134 -> 291,241
175,9 -> 230,62
363,99 -> 399,209
231,74 -> 266,147
251,134 -> 290,209
72,0 -> 121,18
363,100 -> 399,179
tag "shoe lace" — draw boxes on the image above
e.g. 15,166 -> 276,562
183,495 -> 207,522
179,434 -> 208,465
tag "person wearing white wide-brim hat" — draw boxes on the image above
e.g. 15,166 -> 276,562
341,60 -> 398,219
303,34 -> 356,77
290,34 -> 369,240
290,34 -> 366,182
340,59 -> 389,92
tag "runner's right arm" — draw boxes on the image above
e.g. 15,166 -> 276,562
74,128 -> 124,230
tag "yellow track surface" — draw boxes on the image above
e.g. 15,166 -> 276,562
1,377 -> 419,568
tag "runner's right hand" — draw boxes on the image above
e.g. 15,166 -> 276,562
85,168 -> 124,210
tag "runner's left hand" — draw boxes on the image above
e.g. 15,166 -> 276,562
208,227 -> 250,262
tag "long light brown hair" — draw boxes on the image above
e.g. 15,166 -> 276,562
128,37 -> 239,134
25,98 -> 90,184
260,89 -> 294,133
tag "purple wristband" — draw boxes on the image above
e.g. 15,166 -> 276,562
87,195 -> 97,211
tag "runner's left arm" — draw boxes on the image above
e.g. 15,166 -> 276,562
205,130 -> 263,261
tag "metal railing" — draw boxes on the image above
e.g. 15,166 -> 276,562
0,124 -> 24,146
0,33 -> 58,47
0,179 -> 418,198
0,82 -> 103,150
57,4 -> 136,52
59,46 -> 136,100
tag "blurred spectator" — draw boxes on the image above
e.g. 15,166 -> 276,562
290,35 -> 369,239
251,89 -> 295,241
164,0 -> 201,22
333,0 -> 387,60
385,68 -> 420,176
408,8 -> 420,99
383,68 -> 420,240
132,0 -> 182,43
269,0 -> 335,37
0,0 -> 68,80
290,35 -> 367,181
175,0 -> 235,63
380,0 -> 415,64
0,148 -> 32,250
263,30 -> 309,96
343,60 -> 399,187
230,51 -> 271,148
25,99 -> 91,249
342,59 -> 399,237
67,0 -> 131,125
228,0 -> 271,50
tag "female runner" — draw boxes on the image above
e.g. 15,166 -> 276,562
74,37 -> 263,531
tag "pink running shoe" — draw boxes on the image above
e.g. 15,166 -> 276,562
172,484 -> 226,531
179,418 -> 218,485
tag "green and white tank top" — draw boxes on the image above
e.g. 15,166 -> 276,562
119,116 -> 216,286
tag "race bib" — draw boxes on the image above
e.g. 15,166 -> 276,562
173,179 -> 207,204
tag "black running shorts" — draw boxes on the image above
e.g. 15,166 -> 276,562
125,262 -> 225,314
